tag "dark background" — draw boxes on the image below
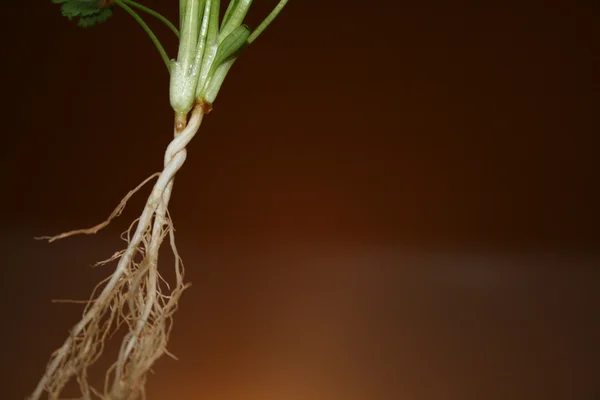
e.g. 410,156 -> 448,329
1,1 -> 599,399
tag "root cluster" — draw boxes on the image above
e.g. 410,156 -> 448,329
29,106 -> 205,400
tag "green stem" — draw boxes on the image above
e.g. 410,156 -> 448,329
248,0 -> 289,44
114,0 -> 171,72
121,0 -> 180,38
180,0 -> 188,28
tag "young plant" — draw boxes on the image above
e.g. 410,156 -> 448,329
29,1 -> 290,399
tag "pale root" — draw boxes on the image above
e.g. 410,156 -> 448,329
29,106 -> 205,400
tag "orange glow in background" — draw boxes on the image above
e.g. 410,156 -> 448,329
1,1 -> 598,399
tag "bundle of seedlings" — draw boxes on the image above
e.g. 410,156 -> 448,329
29,1 -> 290,399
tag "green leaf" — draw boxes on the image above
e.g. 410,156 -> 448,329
52,0 -> 114,28
211,24 -> 250,70
220,0 -> 238,30
202,58 -> 236,104
219,0 -> 252,42
198,24 -> 250,102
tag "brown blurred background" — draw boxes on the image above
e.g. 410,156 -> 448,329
1,1 -> 599,399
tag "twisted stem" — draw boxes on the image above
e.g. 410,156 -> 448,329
28,107 -> 204,400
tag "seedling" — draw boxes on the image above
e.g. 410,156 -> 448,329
29,1 -> 290,399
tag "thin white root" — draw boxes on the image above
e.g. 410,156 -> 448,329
29,106 -> 205,400
34,173 -> 161,243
